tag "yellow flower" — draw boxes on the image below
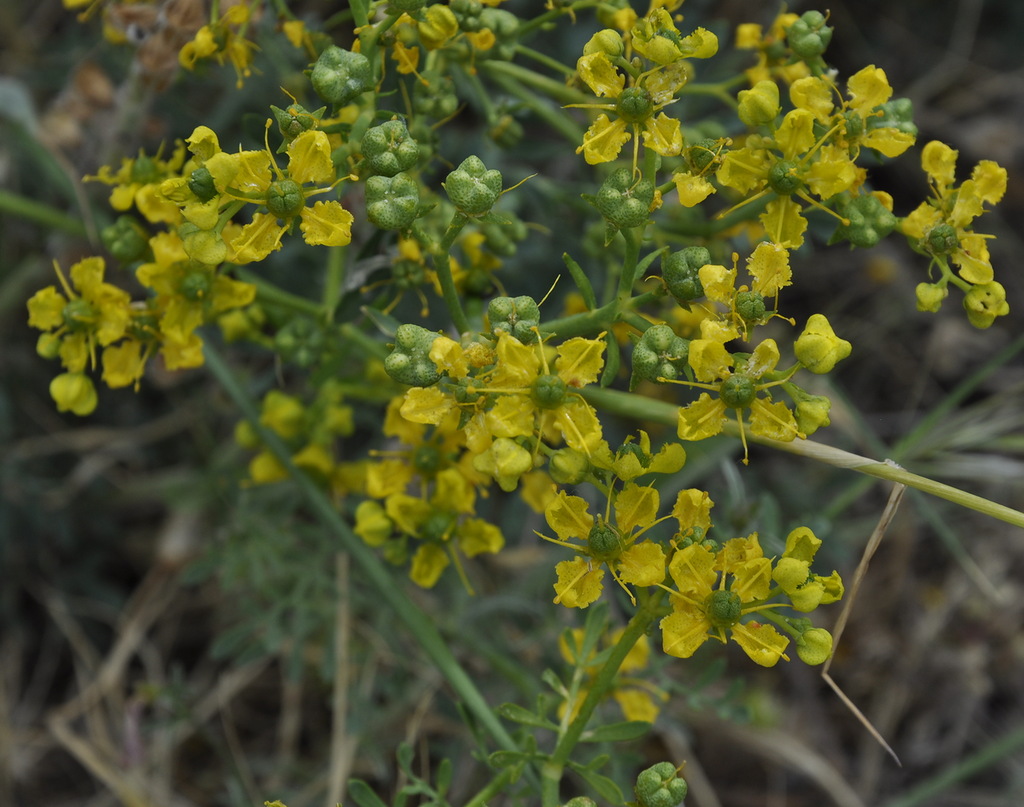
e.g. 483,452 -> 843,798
541,485 -> 667,608
210,126 -> 354,264
569,51 -> 695,166
27,257 -> 132,376
901,140 -> 1007,288
661,534 -> 790,667
672,338 -> 802,461
179,4 -> 257,88
87,143 -> 187,224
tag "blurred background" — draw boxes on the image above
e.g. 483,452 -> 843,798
1,1 -> 1022,805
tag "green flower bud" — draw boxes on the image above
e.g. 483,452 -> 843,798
178,222 -> 228,265
270,102 -> 325,145
478,8 -> 519,59
925,223 -> 959,256
587,522 -> 621,561
488,295 -> 540,342
787,10 -> 833,61
587,167 -> 655,230
444,156 -> 503,216
768,160 -> 803,195
310,46 -> 373,106
361,119 -> 420,177
366,172 -> 421,230
796,627 -> 833,665
687,137 -> 727,174
705,589 -> 742,628
629,324 -> 690,390
101,215 -> 151,263
720,374 -> 756,409
50,372 -> 98,416
662,246 -> 708,303
616,86 -> 654,124
635,762 -> 688,807
735,290 -> 766,324
549,447 -> 590,485
275,316 -> 325,368
531,373 -> 568,409
737,79 -> 781,127
963,281 -> 1010,329
180,268 -> 212,302
479,213 -> 526,257
915,281 -> 948,313
266,178 -> 305,218
413,71 -> 458,119
384,324 -> 442,386
829,193 -> 898,248
795,314 -> 852,373
187,165 -> 218,202
473,436 -> 533,492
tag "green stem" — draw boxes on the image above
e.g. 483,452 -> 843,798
235,267 -> 323,318
481,60 -> 592,106
579,386 -> 1024,529
540,590 -> 665,807
463,766 -> 519,807
514,44 -> 576,77
203,343 -> 520,755
427,213 -> 471,334
615,227 -> 642,304
322,244 -> 347,320
0,189 -> 87,238
486,71 -> 583,145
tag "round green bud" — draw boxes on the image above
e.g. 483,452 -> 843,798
384,324 -> 442,386
615,86 -> 654,124
101,215 -> 151,263
361,119 -> 420,177
829,193 -> 898,248
420,509 -> 456,542
266,179 -> 305,219
587,522 -> 621,562
187,165 -> 218,202
366,173 -> 420,230
62,298 -> 95,331
963,281 -> 1010,329
444,156 -> 503,216
413,71 -> 458,119
635,762 -> 688,807
274,316 -> 325,368
630,324 -> 690,390
870,98 -> 918,138
310,46 -> 374,106
925,223 -> 959,256
591,167 -> 655,230
412,444 -> 443,475
687,138 -> 726,173
180,269 -> 212,302
735,290 -> 766,323
129,154 -> 159,185
737,80 -> 781,128
531,373 -> 568,409
487,296 -> 515,323
704,589 -> 742,628
271,102 -> 323,142
768,160 -> 802,195
720,374 -> 756,409
796,627 -> 833,665
787,10 -> 833,61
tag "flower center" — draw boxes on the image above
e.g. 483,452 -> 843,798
587,522 -> 621,562
531,373 -> 568,409
615,86 -> 654,124
719,374 -> 757,410
180,269 -> 213,302
926,223 -> 959,255
266,178 -> 306,218
188,166 -> 218,202
767,160 -> 803,195
704,589 -> 742,628
62,298 -> 96,332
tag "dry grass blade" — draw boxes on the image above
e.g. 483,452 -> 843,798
822,471 -> 908,767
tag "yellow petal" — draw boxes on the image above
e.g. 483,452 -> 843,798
614,482 -> 660,534
545,492 -> 594,542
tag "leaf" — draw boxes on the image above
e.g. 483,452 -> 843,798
497,703 -> 559,731
600,331 -> 620,388
563,252 -> 597,310
581,720 -> 652,743
348,780 -> 389,807
571,766 -> 625,804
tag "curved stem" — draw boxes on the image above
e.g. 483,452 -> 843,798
580,386 -> 1024,529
